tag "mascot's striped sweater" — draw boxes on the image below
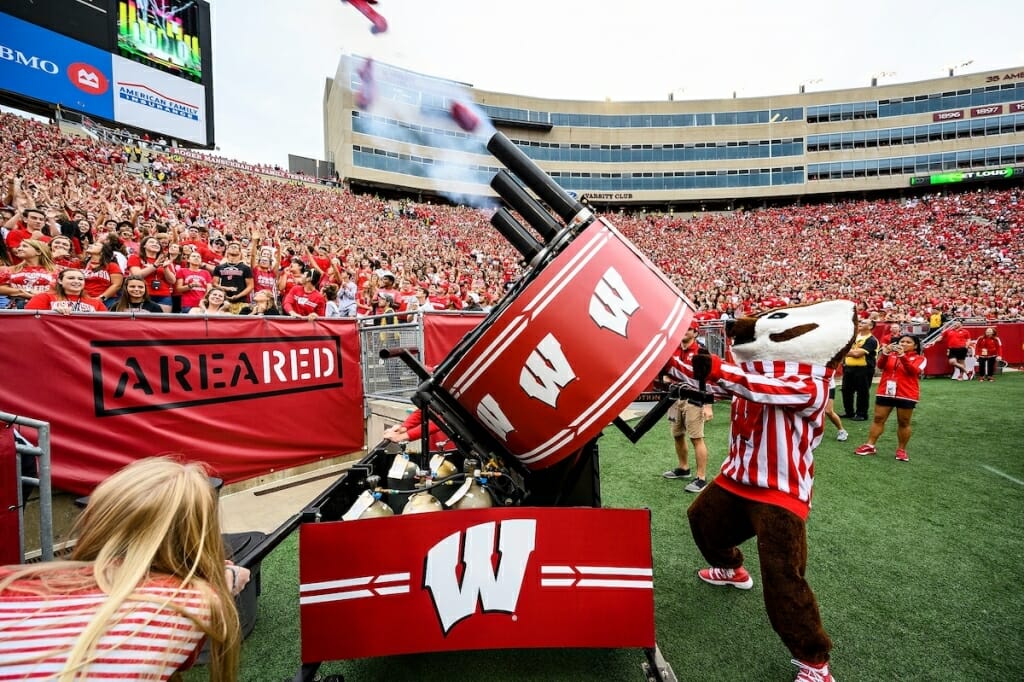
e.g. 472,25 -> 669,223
705,358 -> 832,520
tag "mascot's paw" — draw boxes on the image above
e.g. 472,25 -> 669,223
692,352 -> 711,383
691,351 -> 721,384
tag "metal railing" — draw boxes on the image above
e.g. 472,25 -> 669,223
1,411 -> 54,562
358,314 -> 425,401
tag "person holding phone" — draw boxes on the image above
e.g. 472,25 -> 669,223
854,336 -> 927,462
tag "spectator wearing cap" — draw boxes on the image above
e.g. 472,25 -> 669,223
378,271 -> 397,297
464,291 -> 483,311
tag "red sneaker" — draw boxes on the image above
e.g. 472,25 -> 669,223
854,444 -> 877,456
697,566 -> 753,590
895,448 -> 909,462
792,659 -> 835,682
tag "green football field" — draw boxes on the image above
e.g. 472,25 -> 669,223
186,372 -> 1024,681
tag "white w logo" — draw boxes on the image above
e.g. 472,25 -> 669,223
423,519 -> 536,635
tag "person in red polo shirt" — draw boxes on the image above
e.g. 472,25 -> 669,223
942,320 -> 972,380
974,327 -> 1002,382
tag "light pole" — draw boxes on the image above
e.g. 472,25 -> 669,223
871,71 -> 896,87
799,78 -> 823,94
947,60 -> 974,77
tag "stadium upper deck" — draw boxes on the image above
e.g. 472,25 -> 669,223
324,58 -> 1024,208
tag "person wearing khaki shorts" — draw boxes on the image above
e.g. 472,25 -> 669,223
665,397 -> 714,492
663,325 -> 715,492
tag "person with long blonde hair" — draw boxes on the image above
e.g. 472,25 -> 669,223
0,457 -> 244,680
0,239 -> 59,309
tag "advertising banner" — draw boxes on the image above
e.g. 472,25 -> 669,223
421,312 -> 485,368
0,11 -> 114,118
0,315 -> 364,494
111,54 -> 206,144
299,507 -> 655,663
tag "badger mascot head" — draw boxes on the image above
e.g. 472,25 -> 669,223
726,299 -> 857,368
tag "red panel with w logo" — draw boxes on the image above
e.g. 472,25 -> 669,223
298,507 -> 655,662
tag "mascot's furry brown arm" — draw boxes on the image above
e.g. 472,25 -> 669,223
680,300 -> 856,682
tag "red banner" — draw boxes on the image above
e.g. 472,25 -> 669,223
0,315 -> 364,494
438,219 -> 693,470
970,105 -> 1004,117
421,312 -> 485,369
922,322 -> 1024,375
932,110 -> 963,121
0,426 -> 18,565
299,507 -> 655,662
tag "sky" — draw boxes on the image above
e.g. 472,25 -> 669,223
208,0 -> 1024,165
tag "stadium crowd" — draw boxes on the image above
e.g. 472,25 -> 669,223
2,110 -> 1022,324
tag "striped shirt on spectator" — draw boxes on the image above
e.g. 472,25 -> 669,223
0,571 -> 210,680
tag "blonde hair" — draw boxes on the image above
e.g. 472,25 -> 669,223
0,457 -> 240,680
15,238 -> 57,272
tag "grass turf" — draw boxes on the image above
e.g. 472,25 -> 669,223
185,373 -> 1024,681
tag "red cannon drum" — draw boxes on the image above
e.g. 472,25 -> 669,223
438,217 -> 694,470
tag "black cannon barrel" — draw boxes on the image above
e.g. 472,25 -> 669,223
491,208 -> 542,261
490,170 -> 560,243
487,132 -> 588,226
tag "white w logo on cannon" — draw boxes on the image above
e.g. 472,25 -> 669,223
424,519 -> 536,635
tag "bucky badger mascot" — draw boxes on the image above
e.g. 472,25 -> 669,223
682,300 -> 856,682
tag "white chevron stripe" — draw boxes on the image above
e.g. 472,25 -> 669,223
300,589 -> 374,605
300,576 -> 372,593
577,579 -> 653,589
575,566 -> 652,576
373,585 -> 411,596
540,565 -> 575,574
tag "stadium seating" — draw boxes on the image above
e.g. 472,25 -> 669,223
2,110 -> 1021,322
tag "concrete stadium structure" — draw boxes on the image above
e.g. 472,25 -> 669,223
324,57 -> 1024,208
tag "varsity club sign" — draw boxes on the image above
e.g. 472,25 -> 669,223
299,507 -> 656,662
437,217 -> 694,470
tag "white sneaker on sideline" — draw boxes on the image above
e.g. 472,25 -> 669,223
836,429 -> 849,442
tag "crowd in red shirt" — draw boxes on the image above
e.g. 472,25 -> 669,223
2,111 -> 1022,323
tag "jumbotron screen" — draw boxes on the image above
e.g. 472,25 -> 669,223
117,0 -> 203,81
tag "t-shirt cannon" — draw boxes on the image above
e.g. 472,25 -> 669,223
236,132 -> 694,682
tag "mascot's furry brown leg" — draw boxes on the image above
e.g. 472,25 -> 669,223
688,481 -> 832,661
675,300 -> 857,682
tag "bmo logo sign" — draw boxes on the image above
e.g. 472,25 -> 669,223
0,12 -> 115,119
68,62 -> 109,95
0,46 -> 58,74
440,219 -> 693,469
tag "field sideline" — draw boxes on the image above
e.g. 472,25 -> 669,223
185,372 -> 1024,681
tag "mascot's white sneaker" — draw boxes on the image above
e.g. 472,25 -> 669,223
792,659 -> 835,681
698,566 -> 753,589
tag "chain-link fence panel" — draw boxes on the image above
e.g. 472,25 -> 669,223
358,317 -> 423,401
